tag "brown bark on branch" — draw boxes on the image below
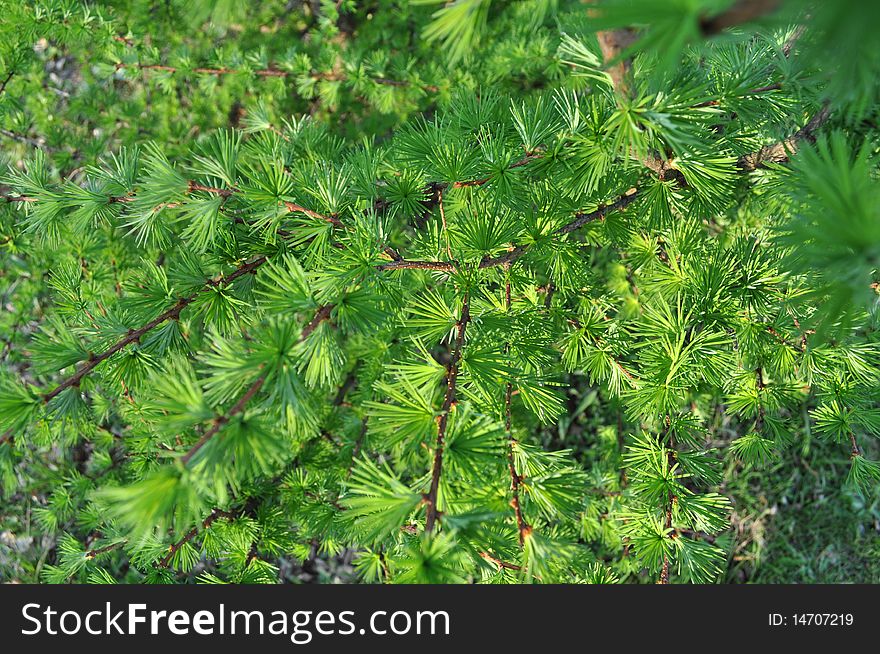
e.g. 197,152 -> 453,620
41,256 -> 267,405
425,294 -> 471,533
114,62 -> 439,94
479,551 -> 523,571
179,375 -> 266,466
503,277 -> 531,546
596,28 -> 638,98
737,103 -> 831,171
85,540 -> 127,559
376,260 -> 457,272
178,302 -> 333,466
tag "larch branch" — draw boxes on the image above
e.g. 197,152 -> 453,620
425,294 -> 471,533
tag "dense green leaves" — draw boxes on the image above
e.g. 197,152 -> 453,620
1,0 -> 879,586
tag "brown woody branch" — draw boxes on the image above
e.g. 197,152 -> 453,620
849,432 -> 861,458
178,302 -> 333,466
425,294 -> 471,533
479,551 -> 522,571
451,153 -> 542,189
284,201 -> 344,227
179,374 -> 266,466
301,303 -> 335,339
595,28 -> 639,99
476,187 -> 642,270
0,70 -> 14,96
755,367 -> 766,431
503,277 -> 531,546
376,259 -> 457,272
699,0 -> 782,36
85,540 -> 127,559
658,416 -> 675,585
115,62 -> 439,94
0,129 -> 45,149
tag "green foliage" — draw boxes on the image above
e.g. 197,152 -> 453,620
1,0 -> 879,586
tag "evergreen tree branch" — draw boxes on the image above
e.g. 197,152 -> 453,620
451,153 -> 543,189
699,0 -> 782,36
41,255 -> 268,405
737,103 -> 832,171
438,186 -> 453,260
658,415 -> 675,585
556,188 -> 642,236
114,61 -> 439,94
848,432 -> 861,458
2,105 -> 831,440
284,201 -> 343,227
0,70 -> 14,97
376,259 -> 456,272
503,275 -> 530,546
587,0 -> 638,101
0,129 -> 45,149
755,367 -> 766,431
178,302 -> 333,465
472,101 -> 830,274
590,8 -> 804,177
84,540 -> 127,559
434,186 -> 640,272
568,316 -> 638,382
157,507 -> 237,568
479,551 -> 522,571
5,174 -> 336,227
301,303 -> 335,339
424,293 -> 471,533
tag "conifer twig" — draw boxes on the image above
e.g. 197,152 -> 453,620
451,153 -> 542,189
424,293 -> 471,533
0,129 -> 45,148
479,551 -> 523,571
589,0 -> 638,101
755,367 -> 766,431
84,540 -> 127,559
737,103 -> 832,171
178,375 -> 267,466
376,259 -> 457,272
178,302 -> 334,465
41,255 -> 268,404
114,61 -> 439,94
477,187 -> 642,270
848,432 -> 861,458
503,276 -> 531,546
438,186 -> 453,260
0,70 -> 14,96
699,0 -> 782,36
